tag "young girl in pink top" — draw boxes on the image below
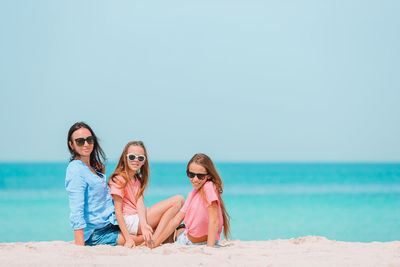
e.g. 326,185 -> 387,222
152,153 -> 230,247
109,141 -> 184,248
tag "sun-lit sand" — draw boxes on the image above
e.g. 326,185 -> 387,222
1,236 -> 399,266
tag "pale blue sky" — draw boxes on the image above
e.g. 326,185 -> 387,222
0,0 -> 399,162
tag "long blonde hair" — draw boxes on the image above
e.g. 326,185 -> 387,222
187,153 -> 231,239
109,141 -> 149,200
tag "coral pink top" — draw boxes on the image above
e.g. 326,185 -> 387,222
180,181 -> 224,240
109,175 -> 141,215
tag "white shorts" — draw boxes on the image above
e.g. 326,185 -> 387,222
123,214 -> 140,235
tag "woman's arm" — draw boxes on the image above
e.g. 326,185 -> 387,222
137,196 -> 153,243
113,195 -> 135,248
74,229 -> 84,246
65,166 -> 87,246
152,211 -> 185,248
207,202 -> 220,247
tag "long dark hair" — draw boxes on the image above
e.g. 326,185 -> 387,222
187,153 -> 231,239
109,141 -> 150,201
67,122 -> 106,173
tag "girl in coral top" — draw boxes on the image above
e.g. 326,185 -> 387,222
152,153 -> 230,247
108,141 -> 184,248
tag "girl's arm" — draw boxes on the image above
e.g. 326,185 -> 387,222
74,229 -> 84,246
113,195 -> 135,248
207,202 -> 220,247
137,196 -> 153,243
152,211 -> 185,248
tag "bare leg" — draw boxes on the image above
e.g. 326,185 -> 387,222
162,233 -> 174,244
137,195 -> 184,241
117,233 -> 144,246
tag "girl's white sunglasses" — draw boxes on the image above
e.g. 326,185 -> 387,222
126,154 -> 146,162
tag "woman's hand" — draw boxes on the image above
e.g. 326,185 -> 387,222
124,237 -> 135,248
74,229 -> 85,246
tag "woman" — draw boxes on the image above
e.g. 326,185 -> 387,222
65,122 -> 120,246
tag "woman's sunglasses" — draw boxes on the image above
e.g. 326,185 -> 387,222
74,136 -> 95,146
186,170 -> 208,180
127,154 -> 146,162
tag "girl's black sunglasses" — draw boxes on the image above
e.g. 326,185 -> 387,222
186,170 -> 208,180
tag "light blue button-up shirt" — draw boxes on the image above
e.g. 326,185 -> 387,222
65,160 -> 117,241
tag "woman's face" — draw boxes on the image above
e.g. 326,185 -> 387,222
69,128 -> 94,159
126,145 -> 146,173
187,163 -> 209,190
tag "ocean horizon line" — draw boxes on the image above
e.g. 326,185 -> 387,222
2,183 -> 400,197
0,161 -> 399,165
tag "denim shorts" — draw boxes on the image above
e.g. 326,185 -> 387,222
85,224 -> 120,246
175,230 -> 219,246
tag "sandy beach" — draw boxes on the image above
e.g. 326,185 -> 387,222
1,236 -> 399,267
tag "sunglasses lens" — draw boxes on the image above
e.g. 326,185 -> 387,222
86,136 -> 95,144
187,171 -> 208,180
75,138 -> 85,146
128,154 -> 136,161
137,156 -> 145,162
187,171 -> 195,178
197,174 -> 206,180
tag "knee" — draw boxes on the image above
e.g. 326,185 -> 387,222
173,195 -> 185,208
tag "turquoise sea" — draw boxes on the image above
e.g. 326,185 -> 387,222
0,162 -> 399,243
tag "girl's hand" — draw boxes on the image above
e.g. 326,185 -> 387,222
141,224 -> 154,245
124,237 -> 135,248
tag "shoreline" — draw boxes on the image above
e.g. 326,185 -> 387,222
1,236 -> 399,266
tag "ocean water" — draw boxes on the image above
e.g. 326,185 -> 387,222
0,162 -> 399,243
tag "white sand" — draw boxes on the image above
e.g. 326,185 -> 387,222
1,236 -> 399,267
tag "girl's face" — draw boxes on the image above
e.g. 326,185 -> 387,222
126,145 -> 146,173
187,163 -> 210,190
69,128 -> 94,159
